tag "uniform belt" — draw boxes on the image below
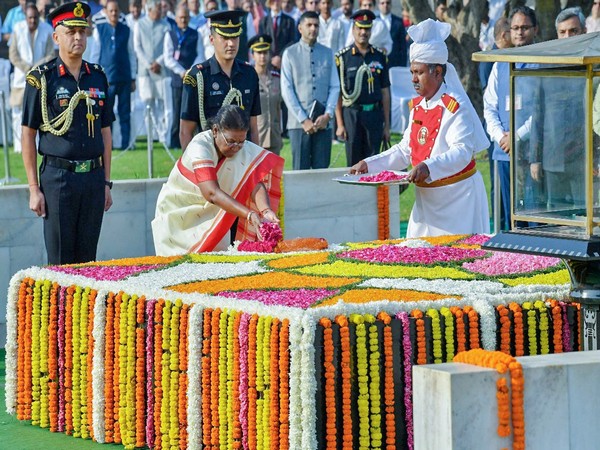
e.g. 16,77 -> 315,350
346,102 -> 380,111
415,160 -> 477,188
44,155 -> 103,173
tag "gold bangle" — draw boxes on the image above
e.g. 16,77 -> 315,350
247,210 -> 256,222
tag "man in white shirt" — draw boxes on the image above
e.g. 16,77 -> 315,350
9,3 -> 54,153
317,0 -> 344,52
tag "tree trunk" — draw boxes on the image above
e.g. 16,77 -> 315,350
402,0 -> 486,115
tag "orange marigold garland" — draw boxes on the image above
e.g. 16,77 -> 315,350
201,308 -> 213,447
377,185 -> 390,240
377,312 -> 396,450
16,279 -> 31,420
411,310 -> 427,365
463,306 -> 481,350
509,303 -> 524,357
48,282 -> 59,432
279,319 -> 291,450
496,305 -> 511,355
319,317 -> 336,450
549,300 -> 563,353
450,307 -> 466,354
334,315 -> 352,450
231,312 -> 242,449
454,349 -> 525,450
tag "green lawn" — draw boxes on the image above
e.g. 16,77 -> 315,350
0,135 -> 492,223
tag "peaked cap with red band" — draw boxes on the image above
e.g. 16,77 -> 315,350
351,9 -> 375,28
48,2 -> 91,29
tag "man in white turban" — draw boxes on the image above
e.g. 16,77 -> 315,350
350,18 -> 490,238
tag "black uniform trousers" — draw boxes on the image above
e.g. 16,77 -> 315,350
342,106 -> 384,167
40,161 -> 106,265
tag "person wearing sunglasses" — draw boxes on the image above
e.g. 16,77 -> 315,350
152,105 -> 284,255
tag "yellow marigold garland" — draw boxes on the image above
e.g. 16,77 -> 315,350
160,300 -> 172,450
168,300 -> 181,449
153,300 -> 165,449
350,313 -> 370,450
39,280 -> 51,429
218,310 -> 229,449
427,309 -> 442,364
210,308 -> 221,446
440,307 -> 455,361
535,300 -> 550,354
522,302 -> 537,355
31,280 -> 42,426
78,287 -> 90,439
178,304 -> 189,449
366,314 -> 382,448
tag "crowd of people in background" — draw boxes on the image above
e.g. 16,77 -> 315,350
0,0 -> 598,172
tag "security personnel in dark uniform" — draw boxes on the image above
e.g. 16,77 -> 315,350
335,9 -> 391,166
179,10 -> 261,151
21,1 -> 114,265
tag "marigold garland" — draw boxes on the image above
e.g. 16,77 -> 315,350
377,312 -> 396,450
247,314 -> 259,450
145,299 -> 156,447
231,312 -> 242,449
159,299 -> 172,450
509,303 -> 525,357
449,307 -> 466,355
16,279 -> 30,420
64,286 -> 74,435
153,299 -> 165,449
463,306 -> 481,350
350,314 -> 370,450
411,310 -> 427,365
201,308 -> 213,448
535,300 -> 550,355
454,349 -> 525,450
219,310 -> 230,449
278,319 -> 290,450
397,312 -> 414,450
31,280 -> 42,426
48,282 -> 59,432
377,185 -> 390,240
136,295 -> 147,448
549,300 -> 563,353
497,305 -> 511,355
39,280 -> 51,429
427,309 -> 442,364
335,315 -> 353,450
178,303 -> 189,450
319,318 -> 336,450
86,290 -> 96,441
522,302 -> 538,356
210,308 -> 221,446
113,292 -> 122,444
366,314 -> 382,448
269,318 -> 280,450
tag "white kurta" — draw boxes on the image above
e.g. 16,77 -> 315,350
366,85 -> 490,238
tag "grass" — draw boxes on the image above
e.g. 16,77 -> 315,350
0,134 -> 492,223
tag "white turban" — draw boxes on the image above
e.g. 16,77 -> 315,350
408,18 -> 451,64
408,18 -> 490,152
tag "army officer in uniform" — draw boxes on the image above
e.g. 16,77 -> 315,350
335,9 -> 390,166
248,34 -> 283,155
22,1 -> 114,265
179,10 -> 261,151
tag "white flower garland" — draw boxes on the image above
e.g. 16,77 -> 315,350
300,314 -> 317,450
187,304 -> 203,450
91,289 -> 108,442
287,320 -> 303,449
4,270 -> 26,414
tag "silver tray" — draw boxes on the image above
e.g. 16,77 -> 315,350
332,170 -> 411,186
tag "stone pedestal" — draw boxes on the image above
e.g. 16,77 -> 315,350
413,351 -> 600,450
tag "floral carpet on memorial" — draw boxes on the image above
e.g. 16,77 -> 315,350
4,234 -> 578,450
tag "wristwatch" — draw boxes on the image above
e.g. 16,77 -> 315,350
105,180 -> 113,190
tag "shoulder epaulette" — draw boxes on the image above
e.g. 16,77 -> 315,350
373,46 -> 386,55
441,94 -> 460,113
183,68 -> 197,87
408,96 -> 423,110
335,45 -> 352,58
26,60 -> 56,89
89,63 -> 106,74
